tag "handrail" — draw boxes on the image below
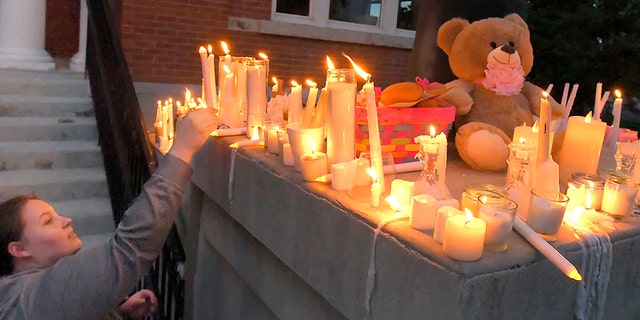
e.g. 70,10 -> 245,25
85,1 -> 185,319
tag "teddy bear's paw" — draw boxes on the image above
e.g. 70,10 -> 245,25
455,123 -> 510,171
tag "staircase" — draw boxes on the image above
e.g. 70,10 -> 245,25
0,67 -> 114,247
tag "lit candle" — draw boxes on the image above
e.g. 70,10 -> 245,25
199,46 -> 215,110
526,189 -> 569,240
301,79 -> 319,127
533,91 -> 559,193
206,45 -> 217,109
433,206 -> 463,243
246,58 -> 268,137
272,77 -> 279,95
289,80 -> 303,123
300,144 -> 328,182
230,128 -> 262,148
409,194 -> 438,230
390,179 -> 415,210
326,62 -> 356,166
601,174 -> 637,218
414,126 -> 448,183
220,64 -> 238,127
442,209 -> 486,261
609,89 -> 623,145
556,112 -> 607,184
367,167 -> 381,207
476,196 -> 517,252
315,161 -> 422,183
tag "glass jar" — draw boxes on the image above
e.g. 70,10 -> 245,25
461,184 -> 508,216
567,173 -> 605,210
504,142 -> 535,220
601,172 -> 638,219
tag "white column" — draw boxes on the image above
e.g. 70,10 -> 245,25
0,0 -> 55,70
69,0 -> 87,72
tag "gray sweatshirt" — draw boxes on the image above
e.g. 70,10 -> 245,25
0,153 -> 192,319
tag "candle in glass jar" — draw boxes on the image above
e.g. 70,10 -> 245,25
300,145 -> 328,182
442,209 -> 486,261
601,173 -> 638,218
282,143 -> 294,166
390,179 -> 415,209
266,126 -> 280,154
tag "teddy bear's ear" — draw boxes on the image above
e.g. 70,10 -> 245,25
437,18 -> 469,55
504,13 -> 528,31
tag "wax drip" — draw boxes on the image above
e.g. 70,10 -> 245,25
365,213 -> 408,315
228,148 -> 237,203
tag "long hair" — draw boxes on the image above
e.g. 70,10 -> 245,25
0,195 -> 38,276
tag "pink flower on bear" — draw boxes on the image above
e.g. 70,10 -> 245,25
481,64 -> 525,96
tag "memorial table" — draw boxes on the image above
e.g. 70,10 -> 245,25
185,136 -> 640,319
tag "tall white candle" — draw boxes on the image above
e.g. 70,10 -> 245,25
289,80 -> 303,123
206,45 -> 217,109
199,46 -> 215,109
301,79 -> 318,127
246,59 -> 268,137
533,92 -> 559,192
609,90 -> 623,145
326,69 -> 357,165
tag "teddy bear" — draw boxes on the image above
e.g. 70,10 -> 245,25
436,13 -> 564,171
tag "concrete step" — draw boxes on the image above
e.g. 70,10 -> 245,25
0,116 -> 97,142
79,232 -> 114,251
0,167 -> 108,201
0,69 -> 90,97
49,197 -> 115,236
0,140 -> 102,170
0,94 -> 93,117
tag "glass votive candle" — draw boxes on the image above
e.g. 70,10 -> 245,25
477,195 -> 518,252
461,184 -> 508,216
601,172 -> 638,219
277,128 -> 289,156
526,188 -> 569,241
263,121 -> 279,155
567,173 -> 604,210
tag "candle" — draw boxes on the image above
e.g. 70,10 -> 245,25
246,59 -> 268,137
206,45 -> 217,109
414,126 -> 448,183
300,145 -> 328,182
289,80 -> 303,123
330,161 -> 357,191
235,57 -> 249,122
526,188 -> 569,241
282,143 -> 294,166
301,79 -> 318,127
556,112 -> 607,184
390,179 -> 415,209
315,161 -> 422,183
477,195 -> 518,252
309,87 -> 328,128
277,128 -> 289,156
211,127 -> 247,137
533,91 -> 559,192
266,125 -> 280,154
594,82 -> 603,120
442,209 -> 486,261
433,206 -> 463,244
199,46 -> 215,110
609,89 -> 623,145
326,68 -> 357,166
367,167 -> 381,207
410,194 -> 438,230
272,77 -> 279,96
220,64 -> 239,127
513,217 -> 582,281
601,173 -> 637,218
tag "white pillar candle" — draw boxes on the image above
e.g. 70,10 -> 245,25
300,147 -> 328,182
246,59 -> 268,137
330,161 -> 357,191
199,46 -> 215,109
410,194 -> 438,230
289,80 -> 303,123
266,126 -> 280,154
390,179 -> 415,209
433,206 -> 463,243
442,210 -> 486,261
326,69 -> 356,166
282,143 -> 294,166
555,112 -> 607,184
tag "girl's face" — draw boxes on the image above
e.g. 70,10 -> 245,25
19,199 -> 82,267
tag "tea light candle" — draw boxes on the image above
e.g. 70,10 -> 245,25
331,161 -> 357,191
282,143 -> 294,166
300,145 -> 328,182
433,206 -> 463,244
442,209 -> 486,261
410,194 -> 438,230
390,179 -> 415,209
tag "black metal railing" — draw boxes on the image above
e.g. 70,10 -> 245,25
85,1 -> 185,319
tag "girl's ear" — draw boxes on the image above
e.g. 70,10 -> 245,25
7,241 -> 31,258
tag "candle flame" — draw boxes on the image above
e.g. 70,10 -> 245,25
519,137 -> 526,144
223,64 -> 232,74
198,46 -> 207,54
250,127 -> 260,141
207,44 -> 213,54
615,89 -> 622,99
311,143 -> 317,153
185,88 -> 191,100
532,120 -> 539,133
220,41 -> 230,55
585,111 -> 593,123
429,125 -> 436,138
464,208 -> 474,221
326,56 -> 335,70
258,52 -> 268,60
168,98 -> 173,103
366,167 -> 377,180
385,195 -> 401,211
306,79 -> 317,88
315,175 -> 330,183
542,90 -> 549,99
342,52 -> 371,82
291,80 -> 299,87
272,77 -> 278,85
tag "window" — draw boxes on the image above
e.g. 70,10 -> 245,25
273,0 -> 418,33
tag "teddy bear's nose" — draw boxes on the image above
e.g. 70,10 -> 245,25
501,45 -> 516,54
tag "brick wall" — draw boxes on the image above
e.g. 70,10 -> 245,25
119,0 -> 413,89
